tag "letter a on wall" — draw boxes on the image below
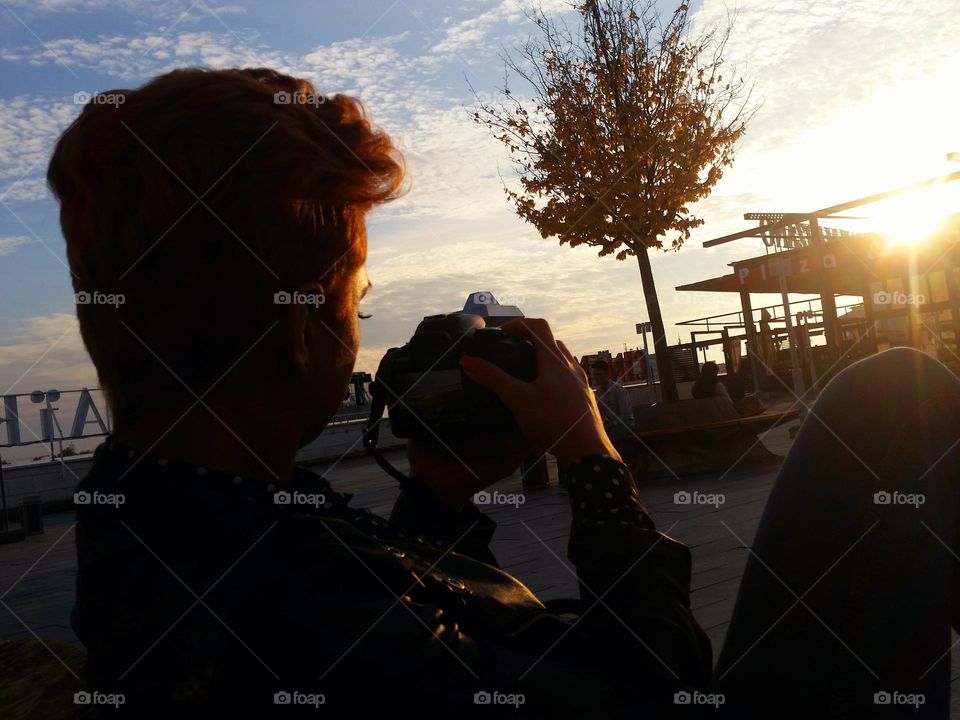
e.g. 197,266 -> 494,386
70,388 -> 108,438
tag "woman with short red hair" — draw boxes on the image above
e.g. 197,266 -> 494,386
50,67 -> 708,717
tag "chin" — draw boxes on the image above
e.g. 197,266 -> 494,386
297,388 -> 347,448
298,350 -> 357,449
297,429 -> 320,450
298,412 -> 332,449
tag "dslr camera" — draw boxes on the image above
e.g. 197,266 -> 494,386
373,293 -> 535,441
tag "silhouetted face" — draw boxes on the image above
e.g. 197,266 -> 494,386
295,266 -> 370,448
590,366 -> 610,389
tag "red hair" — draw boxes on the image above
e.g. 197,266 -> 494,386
47,68 -> 405,428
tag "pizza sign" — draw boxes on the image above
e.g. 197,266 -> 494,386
735,252 -> 839,286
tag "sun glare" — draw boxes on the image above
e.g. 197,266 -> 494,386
874,181 -> 960,247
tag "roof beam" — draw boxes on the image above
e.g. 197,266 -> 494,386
703,169 -> 960,248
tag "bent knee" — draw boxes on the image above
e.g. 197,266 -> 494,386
830,347 -> 959,406
855,346 -> 945,378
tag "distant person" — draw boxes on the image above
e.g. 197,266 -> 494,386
726,357 -> 750,402
727,357 -> 766,416
589,360 -> 635,443
691,361 -> 731,401
759,307 -> 778,375
47,66 -> 960,719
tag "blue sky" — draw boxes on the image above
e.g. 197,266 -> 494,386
0,0 -> 958,407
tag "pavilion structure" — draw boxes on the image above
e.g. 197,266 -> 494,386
674,170 -> 960,396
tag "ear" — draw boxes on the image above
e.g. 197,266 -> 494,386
282,280 -> 326,376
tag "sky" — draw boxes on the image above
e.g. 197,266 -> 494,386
0,0 -> 958,447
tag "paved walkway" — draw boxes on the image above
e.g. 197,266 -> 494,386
4,422 -> 960,714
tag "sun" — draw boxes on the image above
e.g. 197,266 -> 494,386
875,181 -> 960,247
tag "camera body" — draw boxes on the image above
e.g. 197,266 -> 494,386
375,312 -> 536,441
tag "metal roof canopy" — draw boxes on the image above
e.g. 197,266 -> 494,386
676,230 -> 960,294
703,169 -> 960,248
674,272 -> 835,294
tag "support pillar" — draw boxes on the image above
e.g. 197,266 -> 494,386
809,217 -> 839,359
740,289 -> 762,396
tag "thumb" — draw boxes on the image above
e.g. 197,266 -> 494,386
460,354 -> 529,408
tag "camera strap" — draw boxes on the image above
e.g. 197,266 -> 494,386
362,353 -> 411,486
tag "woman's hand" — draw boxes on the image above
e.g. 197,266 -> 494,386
459,318 -> 621,467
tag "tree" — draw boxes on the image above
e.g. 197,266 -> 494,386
474,0 -> 755,402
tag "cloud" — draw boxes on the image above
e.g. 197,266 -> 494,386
0,235 -> 32,255
0,0 -> 245,21
0,31 -> 288,79
431,0 -> 570,54
0,95 -> 76,202
0,26 -> 509,218
386,105 -> 513,220
432,0 -> 526,55
688,0 -> 960,213
0,313 -> 95,396
298,34 -> 447,126
353,218 -> 740,374
0,32 -> 429,202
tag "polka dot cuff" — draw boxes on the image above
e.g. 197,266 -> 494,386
566,454 -> 654,530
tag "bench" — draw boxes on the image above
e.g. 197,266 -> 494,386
621,396 -> 799,479
634,408 -> 800,438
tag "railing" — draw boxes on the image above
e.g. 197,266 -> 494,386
676,297 -> 863,333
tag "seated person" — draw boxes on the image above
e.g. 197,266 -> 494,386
49,68 -> 960,718
690,361 -> 730,401
726,358 -> 752,403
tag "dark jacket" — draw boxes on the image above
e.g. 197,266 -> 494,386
72,438 -> 712,718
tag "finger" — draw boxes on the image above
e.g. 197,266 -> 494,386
499,318 -> 556,348
558,340 -> 588,381
500,318 -> 563,366
556,339 -> 575,364
459,354 -> 531,409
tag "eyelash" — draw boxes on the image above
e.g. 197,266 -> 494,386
358,312 -> 372,320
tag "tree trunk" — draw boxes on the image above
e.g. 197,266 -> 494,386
636,245 -> 679,403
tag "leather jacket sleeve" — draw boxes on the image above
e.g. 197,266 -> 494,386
564,454 -> 713,691
375,456 -> 713,712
